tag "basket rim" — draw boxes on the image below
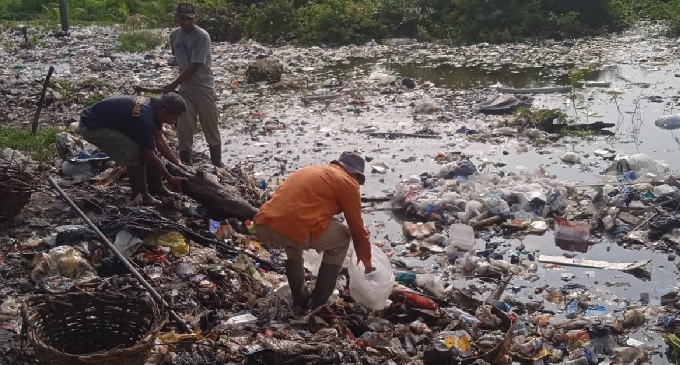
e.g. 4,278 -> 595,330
22,292 -> 167,360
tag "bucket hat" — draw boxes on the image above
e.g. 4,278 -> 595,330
331,151 -> 366,185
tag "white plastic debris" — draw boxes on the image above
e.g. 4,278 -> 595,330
560,152 -> 581,164
445,224 -> 476,253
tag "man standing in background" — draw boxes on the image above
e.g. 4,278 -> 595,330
163,2 -> 224,167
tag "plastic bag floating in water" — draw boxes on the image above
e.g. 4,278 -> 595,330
655,114 -> 680,130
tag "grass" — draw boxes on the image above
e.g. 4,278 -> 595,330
49,78 -> 77,104
83,93 -> 106,106
117,30 -> 165,53
0,126 -> 58,161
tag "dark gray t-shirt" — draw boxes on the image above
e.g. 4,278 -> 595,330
169,25 -> 214,94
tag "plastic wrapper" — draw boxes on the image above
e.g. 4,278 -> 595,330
437,160 -> 477,179
554,218 -> 590,242
415,273 -> 447,298
143,231 -> 190,257
30,246 -> 97,282
303,249 -> 323,275
458,200 -> 485,223
604,153 -> 670,176
655,114 -> 680,130
348,245 -> 395,310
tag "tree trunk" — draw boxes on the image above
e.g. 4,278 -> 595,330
58,0 -> 69,33
180,170 -> 259,221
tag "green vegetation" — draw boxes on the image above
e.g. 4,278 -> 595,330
83,93 -> 106,106
0,126 -> 58,161
49,78 -> 77,103
117,30 -> 165,52
2,0 -> 680,45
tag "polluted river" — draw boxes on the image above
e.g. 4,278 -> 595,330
2,21 -> 680,364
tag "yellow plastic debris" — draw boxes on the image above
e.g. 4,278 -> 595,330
144,231 -> 190,257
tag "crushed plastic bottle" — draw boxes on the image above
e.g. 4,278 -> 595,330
565,299 -> 579,319
513,319 -> 529,336
447,307 -> 482,328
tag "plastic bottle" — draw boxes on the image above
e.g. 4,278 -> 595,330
659,315 -> 677,328
513,319 -> 529,336
565,299 -> 579,319
448,307 -> 481,327
409,318 -> 431,334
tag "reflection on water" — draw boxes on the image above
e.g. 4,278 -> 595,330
322,57 -> 620,89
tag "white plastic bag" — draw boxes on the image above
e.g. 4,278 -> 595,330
303,249 -> 323,275
348,245 -> 395,310
655,114 -> 680,130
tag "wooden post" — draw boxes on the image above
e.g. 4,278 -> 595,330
32,66 -> 55,135
58,0 -> 69,33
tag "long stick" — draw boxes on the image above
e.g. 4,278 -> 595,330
48,176 -> 192,333
32,66 -> 55,135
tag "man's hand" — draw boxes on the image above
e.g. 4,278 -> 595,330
359,258 -> 375,274
161,83 -> 177,94
167,176 -> 186,192
175,162 -> 190,172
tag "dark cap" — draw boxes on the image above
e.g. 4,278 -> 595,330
159,92 -> 187,115
176,2 -> 196,17
331,151 -> 366,185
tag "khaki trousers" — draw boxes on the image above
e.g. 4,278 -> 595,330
77,124 -> 142,166
255,221 -> 351,266
76,123 -> 163,193
176,92 -> 221,152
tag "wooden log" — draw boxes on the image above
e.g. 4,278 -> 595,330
181,170 -> 259,221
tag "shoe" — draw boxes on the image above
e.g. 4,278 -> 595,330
310,262 -> 342,309
179,150 -> 192,166
285,259 -> 310,308
208,145 -> 224,168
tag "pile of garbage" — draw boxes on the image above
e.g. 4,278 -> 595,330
393,158 -> 573,229
3,149 -> 680,365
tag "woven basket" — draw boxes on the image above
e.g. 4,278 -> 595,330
22,292 -> 166,365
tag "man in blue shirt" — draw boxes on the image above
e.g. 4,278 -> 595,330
77,93 -> 187,205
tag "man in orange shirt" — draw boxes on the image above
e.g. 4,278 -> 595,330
253,151 -> 375,309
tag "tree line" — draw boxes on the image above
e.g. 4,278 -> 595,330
1,0 -> 678,45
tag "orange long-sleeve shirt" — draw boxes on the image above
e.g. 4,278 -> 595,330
254,164 -> 371,265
